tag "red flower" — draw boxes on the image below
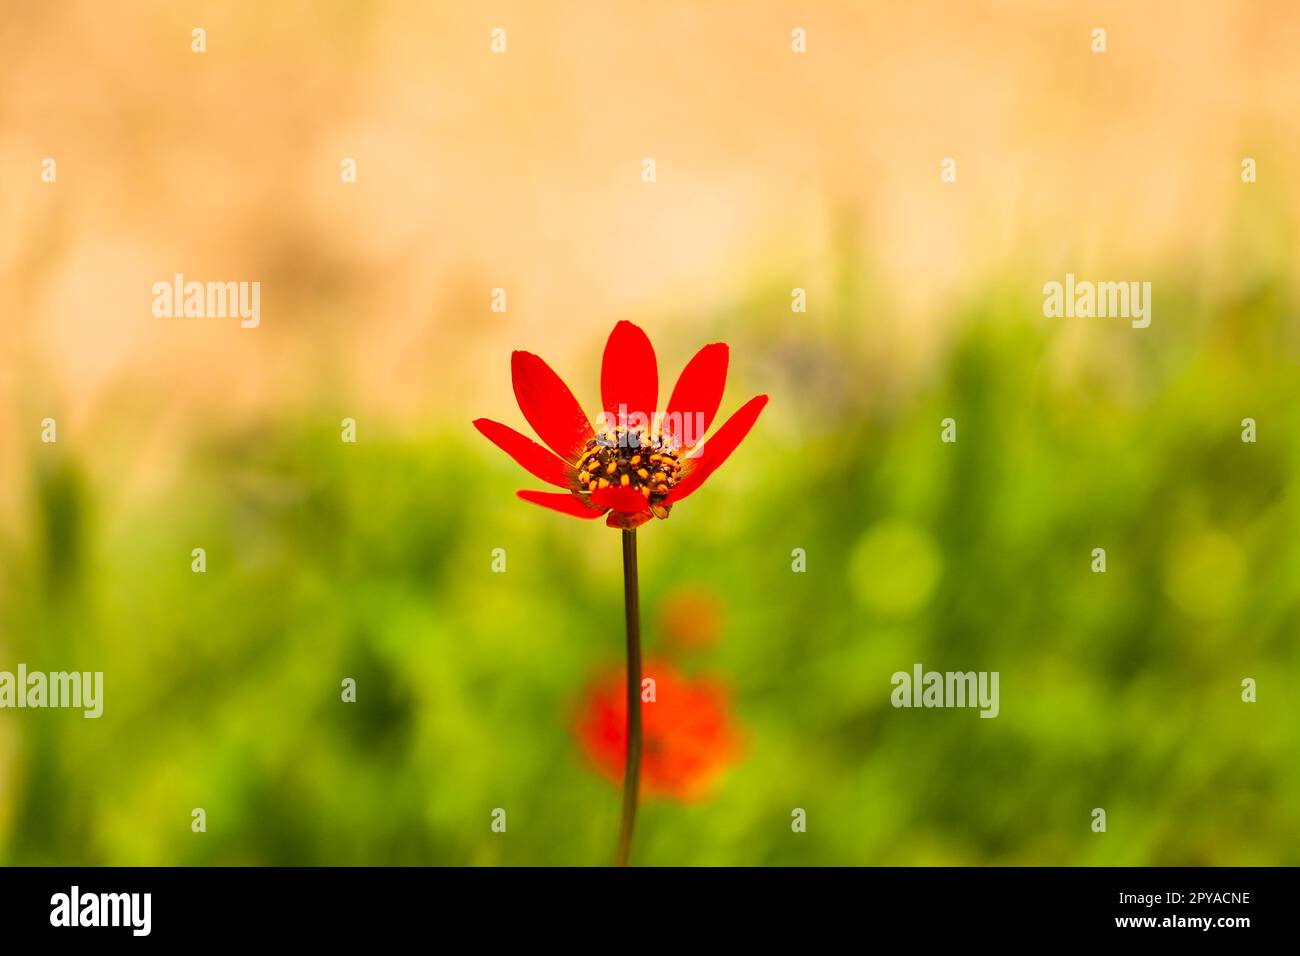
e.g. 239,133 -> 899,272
575,663 -> 742,801
473,321 -> 768,529
660,586 -> 726,649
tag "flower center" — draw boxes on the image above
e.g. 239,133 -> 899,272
575,426 -> 682,514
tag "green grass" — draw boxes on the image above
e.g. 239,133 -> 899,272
2,259 -> 1298,866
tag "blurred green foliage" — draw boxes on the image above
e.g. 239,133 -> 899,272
1,253 -> 1298,866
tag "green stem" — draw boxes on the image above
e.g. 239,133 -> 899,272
614,528 -> 643,867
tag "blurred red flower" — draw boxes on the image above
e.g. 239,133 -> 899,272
474,320 -> 768,529
575,662 -> 742,800
659,586 -> 726,649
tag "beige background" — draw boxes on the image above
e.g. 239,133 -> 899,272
3,0 -> 1298,522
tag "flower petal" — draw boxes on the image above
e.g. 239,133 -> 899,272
665,395 -> 769,503
663,343 -> 728,449
590,485 -> 651,514
600,321 -> 658,431
606,509 -> 655,529
512,351 -> 595,461
473,419 -> 573,489
516,489 -> 606,519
